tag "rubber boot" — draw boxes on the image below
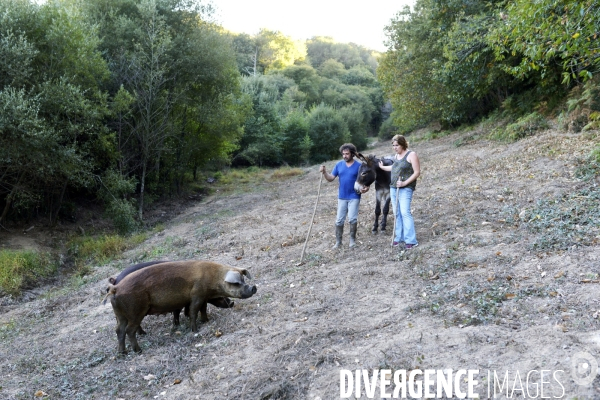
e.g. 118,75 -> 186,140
333,225 -> 343,248
349,222 -> 357,248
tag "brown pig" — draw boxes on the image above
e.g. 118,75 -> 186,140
107,260 -> 234,334
105,260 -> 256,353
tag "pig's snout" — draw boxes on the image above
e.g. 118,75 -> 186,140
241,285 -> 257,299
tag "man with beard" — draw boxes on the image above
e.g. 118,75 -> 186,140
319,143 -> 369,248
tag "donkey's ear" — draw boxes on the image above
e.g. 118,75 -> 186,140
357,153 -> 368,163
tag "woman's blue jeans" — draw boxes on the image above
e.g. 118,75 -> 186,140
390,187 -> 417,245
335,199 -> 360,226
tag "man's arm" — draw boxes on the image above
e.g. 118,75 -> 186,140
319,165 -> 336,182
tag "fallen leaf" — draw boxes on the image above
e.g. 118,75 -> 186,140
215,329 -> 222,337
505,293 -> 516,300
466,263 -> 478,268
554,271 -> 564,279
549,291 -> 558,297
496,251 -> 502,256
487,275 -> 495,282
541,271 -> 547,278
506,275 -> 512,281
34,391 -> 48,398
143,374 -> 156,381
174,379 -> 182,385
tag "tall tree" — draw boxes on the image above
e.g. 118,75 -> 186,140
84,0 -> 244,218
0,0 -> 110,224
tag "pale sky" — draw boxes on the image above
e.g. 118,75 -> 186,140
211,1 -> 414,52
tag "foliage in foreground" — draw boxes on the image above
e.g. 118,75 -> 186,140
0,250 -> 57,296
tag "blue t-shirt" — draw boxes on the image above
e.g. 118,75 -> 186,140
331,160 -> 361,200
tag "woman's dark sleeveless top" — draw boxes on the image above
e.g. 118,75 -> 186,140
390,150 -> 416,190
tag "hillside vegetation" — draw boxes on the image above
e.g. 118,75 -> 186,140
1,0 -> 599,239
1,123 -> 599,398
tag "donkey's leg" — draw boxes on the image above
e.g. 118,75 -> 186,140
373,199 -> 381,234
381,197 -> 391,231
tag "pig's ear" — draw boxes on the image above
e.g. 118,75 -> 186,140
240,269 -> 252,280
224,270 -> 243,284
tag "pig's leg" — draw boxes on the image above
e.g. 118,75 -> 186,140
188,299 -> 207,332
172,309 -> 182,326
199,301 -> 208,322
126,316 -> 145,353
115,315 -> 128,354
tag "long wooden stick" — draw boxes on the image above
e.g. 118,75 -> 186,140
391,187 -> 399,247
300,173 -> 323,263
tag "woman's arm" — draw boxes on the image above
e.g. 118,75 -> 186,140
378,161 -> 392,171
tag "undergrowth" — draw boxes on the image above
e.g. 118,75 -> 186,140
422,279 -> 556,327
270,167 -> 304,179
522,185 -> 600,250
524,150 -> 600,250
500,150 -> 600,251
489,112 -> 549,141
68,233 -> 147,266
0,250 -> 57,295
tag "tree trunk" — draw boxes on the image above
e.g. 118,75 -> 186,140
51,180 -> 69,226
139,162 -> 146,221
0,173 -> 24,224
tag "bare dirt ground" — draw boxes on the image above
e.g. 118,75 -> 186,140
1,126 -> 600,400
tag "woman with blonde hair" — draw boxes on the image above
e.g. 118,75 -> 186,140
379,135 -> 420,248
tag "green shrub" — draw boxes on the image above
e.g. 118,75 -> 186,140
491,112 -> 548,141
560,79 -> 600,132
68,235 -> 128,264
98,169 -> 139,234
378,117 -> 399,140
105,198 -> 138,235
0,250 -> 57,296
281,110 -> 310,165
307,103 -> 350,162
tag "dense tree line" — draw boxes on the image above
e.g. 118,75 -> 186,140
232,36 -> 385,166
379,0 -> 600,133
0,0 -> 385,231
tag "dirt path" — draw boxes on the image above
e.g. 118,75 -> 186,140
1,128 -> 600,399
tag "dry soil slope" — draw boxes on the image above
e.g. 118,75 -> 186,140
1,127 -> 600,399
